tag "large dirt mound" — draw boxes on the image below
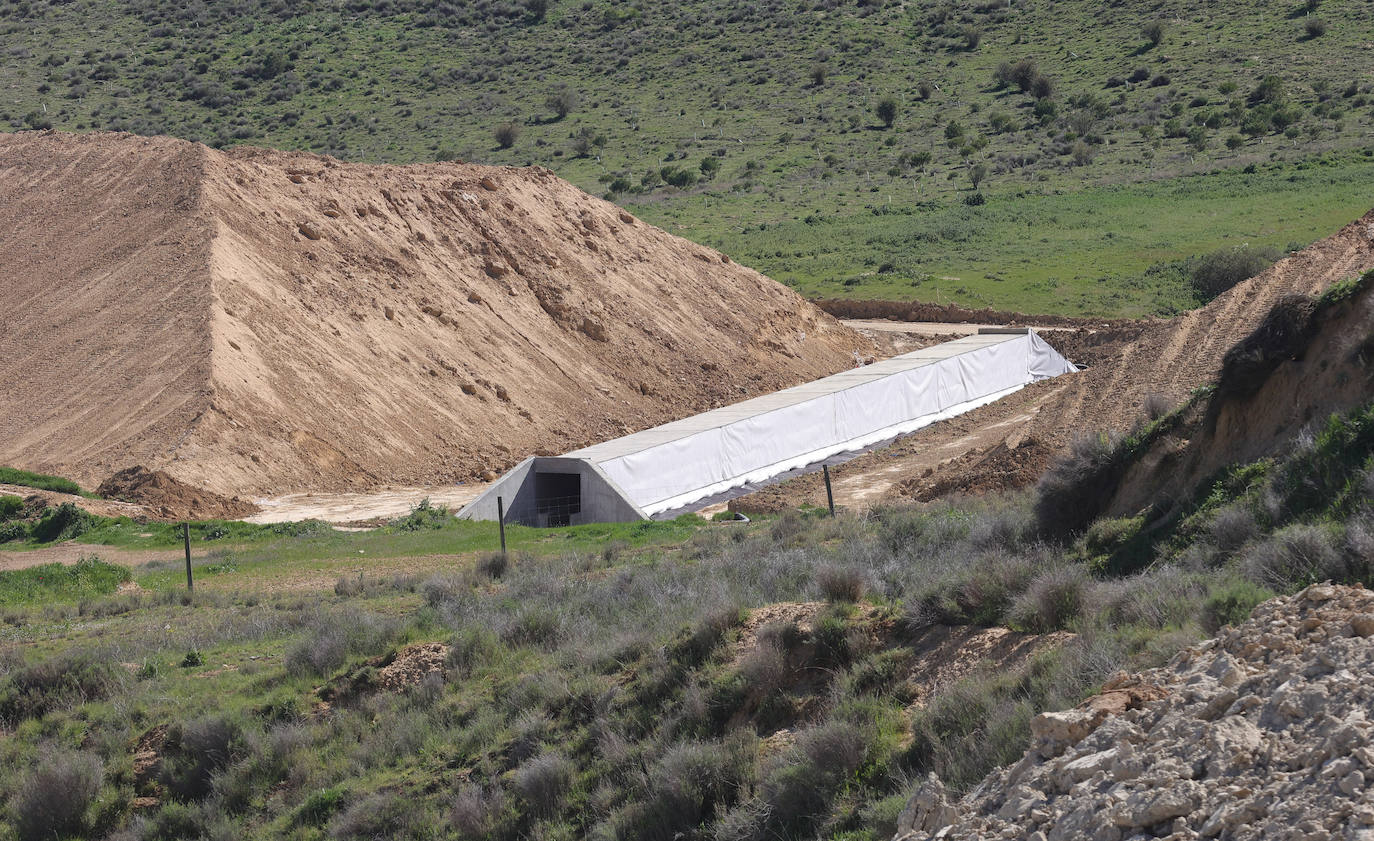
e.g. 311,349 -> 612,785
0,131 -> 869,496
894,584 -> 1374,841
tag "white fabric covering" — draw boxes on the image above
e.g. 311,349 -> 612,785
576,332 -> 1075,515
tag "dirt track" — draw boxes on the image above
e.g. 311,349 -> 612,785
0,131 -> 869,498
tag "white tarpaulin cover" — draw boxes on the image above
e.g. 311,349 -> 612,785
566,330 -> 1076,515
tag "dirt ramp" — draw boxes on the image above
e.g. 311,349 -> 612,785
0,131 -> 871,496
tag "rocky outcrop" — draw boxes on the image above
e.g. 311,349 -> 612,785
894,584 -> 1374,841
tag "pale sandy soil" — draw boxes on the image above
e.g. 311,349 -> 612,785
244,484 -> 487,524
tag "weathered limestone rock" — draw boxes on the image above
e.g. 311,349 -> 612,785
892,585 -> 1374,841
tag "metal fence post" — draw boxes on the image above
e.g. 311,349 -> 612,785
183,522 -> 193,591
496,496 -> 507,556
823,464 -> 836,517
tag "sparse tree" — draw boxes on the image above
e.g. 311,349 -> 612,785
969,162 -> 988,189
963,26 -> 982,50
918,79 -> 934,100
493,121 -> 521,149
546,87 -> 578,120
1142,20 -> 1165,48
876,96 -> 898,128
810,64 -> 827,87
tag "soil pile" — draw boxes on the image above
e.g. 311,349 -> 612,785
96,466 -> 259,521
0,131 -> 869,496
894,584 -> 1374,841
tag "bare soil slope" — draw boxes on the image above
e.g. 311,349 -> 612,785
0,131 -> 869,496
740,209 -> 1374,512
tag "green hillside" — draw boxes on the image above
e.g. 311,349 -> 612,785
2,0 -> 1372,315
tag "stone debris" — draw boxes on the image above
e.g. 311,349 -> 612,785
894,584 -> 1374,841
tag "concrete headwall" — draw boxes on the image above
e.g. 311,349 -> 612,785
457,457 -> 646,525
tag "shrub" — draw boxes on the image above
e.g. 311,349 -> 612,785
1240,523 -> 1342,588
0,648 -> 122,724
329,791 -> 427,840
546,87 -> 578,119
1216,294 -> 1317,396
758,721 -> 868,834
1008,564 -> 1088,631
30,502 -> 91,542
608,735 -> 755,840
11,750 -> 103,841
816,564 -> 865,602
390,497 -> 448,531
876,96 -> 898,128
1034,431 -> 1125,539
1304,18 -> 1326,38
1202,578 -> 1274,633
285,611 -> 399,678
476,550 -> 509,579
161,714 -> 245,801
494,121 -> 521,148
1189,245 -> 1282,301
1141,20 -> 1165,47
293,786 -> 349,827
0,495 -> 22,520
1208,505 -> 1259,555
451,784 -> 503,837
514,752 -> 573,818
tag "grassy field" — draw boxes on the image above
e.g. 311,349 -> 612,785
3,388 -> 1373,839
2,0 -> 1372,314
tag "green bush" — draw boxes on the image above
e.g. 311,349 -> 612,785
1202,578 -> 1274,632
1188,245 -> 1282,301
0,494 -> 23,520
389,498 -> 449,531
29,501 -> 91,542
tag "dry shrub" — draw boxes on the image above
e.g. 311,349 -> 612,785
513,752 -> 573,818
329,791 -> 426,840
451,784 -> 504,837
1008,564 -> 1088,632
1240,523 -> 1343,588
1208,505 -> 1259,555
476,551 -> 509,580
11,750 -> 103,841
1033,431 -> 1125,539
816,564 -> 865,602
160,715 -> 245,801
739,643 -> 787,696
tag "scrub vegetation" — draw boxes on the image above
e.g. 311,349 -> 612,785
4,389 -> 1373,839
2,0 -> 1372,314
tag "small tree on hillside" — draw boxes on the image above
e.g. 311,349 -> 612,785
876,96 -> 898,128
494,121 -> 521,149
1142,21 -> 1165,48
969,162 -> 988,189
546,87 -> 578,120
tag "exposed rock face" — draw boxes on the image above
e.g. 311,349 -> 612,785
894,584 -> 1374,841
